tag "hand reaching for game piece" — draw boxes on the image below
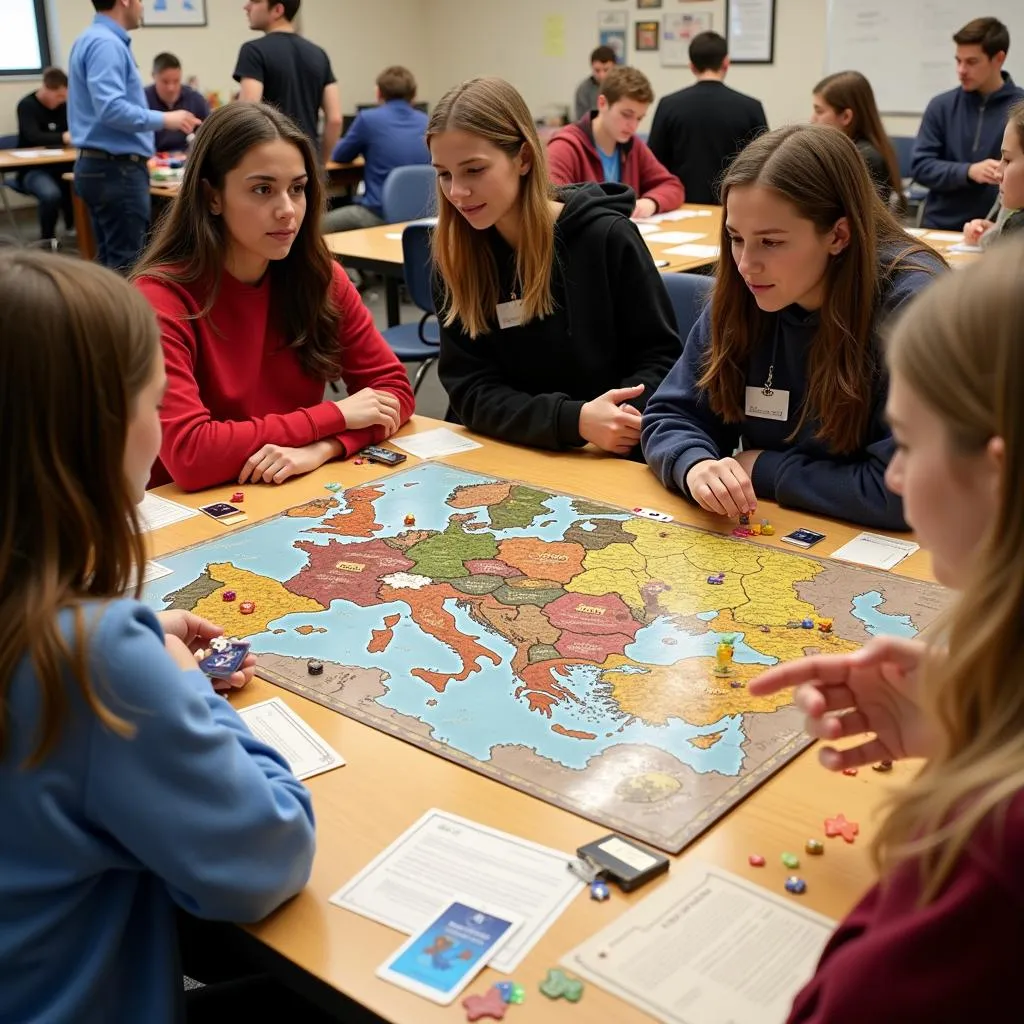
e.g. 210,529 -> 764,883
336,387 -> 402,435
239,438 -> 343,485
685,457 -> 757,517
158,610 -> 255,691
579,384 -> 644,455
748,636 -> 935,769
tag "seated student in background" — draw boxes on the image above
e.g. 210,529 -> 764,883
912,17 -> 1024,230
573,45 -> 617,123
429,77 -> 681,456
750,242 -> 1024,1023
964,99 -> 1024,245
15,66 -> 74,242
145,52 -> 209,152
648,31 -> 768,205
0,250 -> 321,1024
133,103 -> 415,492
548,66 -> 684,219
321,65 -> 429,233
811,70 -> 901,208
642,125 -> 945,531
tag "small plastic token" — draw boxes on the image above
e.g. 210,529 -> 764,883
239,601 -> 255,615
784,876 -> 807,895
307,660 -> 324,676
805,839 -> 824,856
222,590 -> 236,602
748,854 -> 766,867
872,760 -> 894,772
781,852 -> 800,869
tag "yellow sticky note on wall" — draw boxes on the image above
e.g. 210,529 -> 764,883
543,14 -> 566,58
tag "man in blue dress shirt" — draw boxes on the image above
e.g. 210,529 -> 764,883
321,66 -> 430,232
69,0 -> 201,271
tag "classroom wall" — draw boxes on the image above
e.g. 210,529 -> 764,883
421,0 -> 922,138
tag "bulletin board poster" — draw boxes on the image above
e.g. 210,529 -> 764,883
145,0 -> 207,27
598,10 -> 629,63
661,12 -> 713,66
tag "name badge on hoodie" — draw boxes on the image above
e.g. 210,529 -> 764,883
496,298 -> 524,329
745,366 -> 789,421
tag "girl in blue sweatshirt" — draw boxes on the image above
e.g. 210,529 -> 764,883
0,251 -> 317,1024
642,124 -> 945,530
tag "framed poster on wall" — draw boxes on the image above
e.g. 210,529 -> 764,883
598,10 -> 629,63
726,0 -> 776,63
145,0 -> 207,27
661,12 -> 713,67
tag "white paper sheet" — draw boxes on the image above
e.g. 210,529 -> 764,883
237,697 -> 345,780
640,209 -> 714,223
905,227 -> 928,236
142,561 -> 173,584
946,242 -> 983,254
390,428 -> 482,460
136,492 -> 200,533
385,232 -> 403,240
829,532 -> 920,570
563,863 -> 835,1024
923,230 -> 964,242
662,243 -> 720,258
646,231 -> 707,244
330,809 -> 584,972
634,222 -> 661,236
9,149 -> 54,158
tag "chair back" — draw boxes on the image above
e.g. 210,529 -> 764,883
891,136 -> 915,180
381,164 -> 436,223
660,272 -> 713,344
401,221 -> 436,316
0,134 -> 18,149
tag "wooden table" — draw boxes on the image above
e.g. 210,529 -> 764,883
0,147 -> 78,237
325,204 -> 724,329
146,414 -> 935,1023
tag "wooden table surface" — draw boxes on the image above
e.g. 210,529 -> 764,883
0,146 -> 77,172
146,415 -> 937,1024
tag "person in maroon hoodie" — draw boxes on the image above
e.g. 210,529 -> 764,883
547,66 -> 684,219
750,242 -> 1024,1023
133,102 -> 414,491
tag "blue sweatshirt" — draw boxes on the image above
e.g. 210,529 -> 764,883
0,600 -> 315,1024
641,245 -> 945,530
911,73 -> 1024,230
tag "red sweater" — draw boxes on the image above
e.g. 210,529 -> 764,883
136,263 -> 415,491
788,791 -> 1024,1022
547,114 -> 684,213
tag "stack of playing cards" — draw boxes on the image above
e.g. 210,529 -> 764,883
198,636 -> 250,679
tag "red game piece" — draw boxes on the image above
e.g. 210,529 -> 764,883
231,491 -> 244,503
732,527 -> 753,538
222,590 -> 236,602
239,601 -> 256,615
353,458 -> 364,465
824,814 -> 860,843
462,986 -> 508,1021
748,854 -> 766,867
842,767 -> 858,776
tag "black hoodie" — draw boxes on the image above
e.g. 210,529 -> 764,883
436,183 -> 682,451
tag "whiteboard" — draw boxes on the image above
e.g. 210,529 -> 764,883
827,0 -> 1024,115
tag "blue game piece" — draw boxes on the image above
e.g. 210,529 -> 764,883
784,875 -> 807,894
589,879 -> 611,902
801,619 -> 814,629
494,981 -> 515,1004
707,575 -> 723,585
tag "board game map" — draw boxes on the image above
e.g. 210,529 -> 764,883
145,463 -> 947,852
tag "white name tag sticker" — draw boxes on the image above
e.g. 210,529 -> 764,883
496,299 -> 524,330
745,385 -> 790,421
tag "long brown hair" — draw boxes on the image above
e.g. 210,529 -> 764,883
813,71 -> 902,197
134,102 -> 340,381
427,77 -> 556,339
700,124 -> 941,454
0,251 -> 159,766
878,239 -> 1024,901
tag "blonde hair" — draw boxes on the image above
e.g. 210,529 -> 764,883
427,77 -> 556,339
879,238 -> 1024,901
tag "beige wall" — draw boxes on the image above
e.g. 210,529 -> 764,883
0,0 -> 919,143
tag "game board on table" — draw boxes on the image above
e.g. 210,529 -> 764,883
145,463 -> 947,853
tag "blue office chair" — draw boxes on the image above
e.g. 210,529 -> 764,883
380,165 -> 436,224
380,221 -> 440,393
891,134 -> 929,223
660,272 -> 713,345
0,133 -> 29,239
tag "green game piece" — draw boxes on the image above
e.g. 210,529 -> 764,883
781,852 -> 800,869
539,968 -> 584,1002
508,983 -> 525,1004
324,482 -> 342,492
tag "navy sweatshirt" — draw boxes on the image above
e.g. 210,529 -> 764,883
641,245 -> 945,530
911,73 -> 1024,230
437,183 -> 682,451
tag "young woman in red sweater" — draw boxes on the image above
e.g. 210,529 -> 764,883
750,242 -> 1024,1021
134,102 -> 414,491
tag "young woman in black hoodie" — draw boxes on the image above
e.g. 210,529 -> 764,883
428,76 -> 681,455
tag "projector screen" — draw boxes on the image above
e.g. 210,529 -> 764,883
0,0 -> 51,76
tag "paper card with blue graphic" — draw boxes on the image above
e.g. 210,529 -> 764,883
376,899 -> 522,1004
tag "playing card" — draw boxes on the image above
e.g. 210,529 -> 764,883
198,640 -> 250,679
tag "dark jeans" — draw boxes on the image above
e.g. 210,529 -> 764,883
74,156 -> 151,272
176,910 -> 384,1024
20,168 -> 74,240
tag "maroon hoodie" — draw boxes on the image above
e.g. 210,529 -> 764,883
547,112 -> 684,213
788,790 -> 1024,1022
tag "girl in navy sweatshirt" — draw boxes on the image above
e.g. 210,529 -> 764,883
429,77 -> 681,456
750,242 -> 1024,1023
642,124 -> 945,530
0,251 -> 319,1024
